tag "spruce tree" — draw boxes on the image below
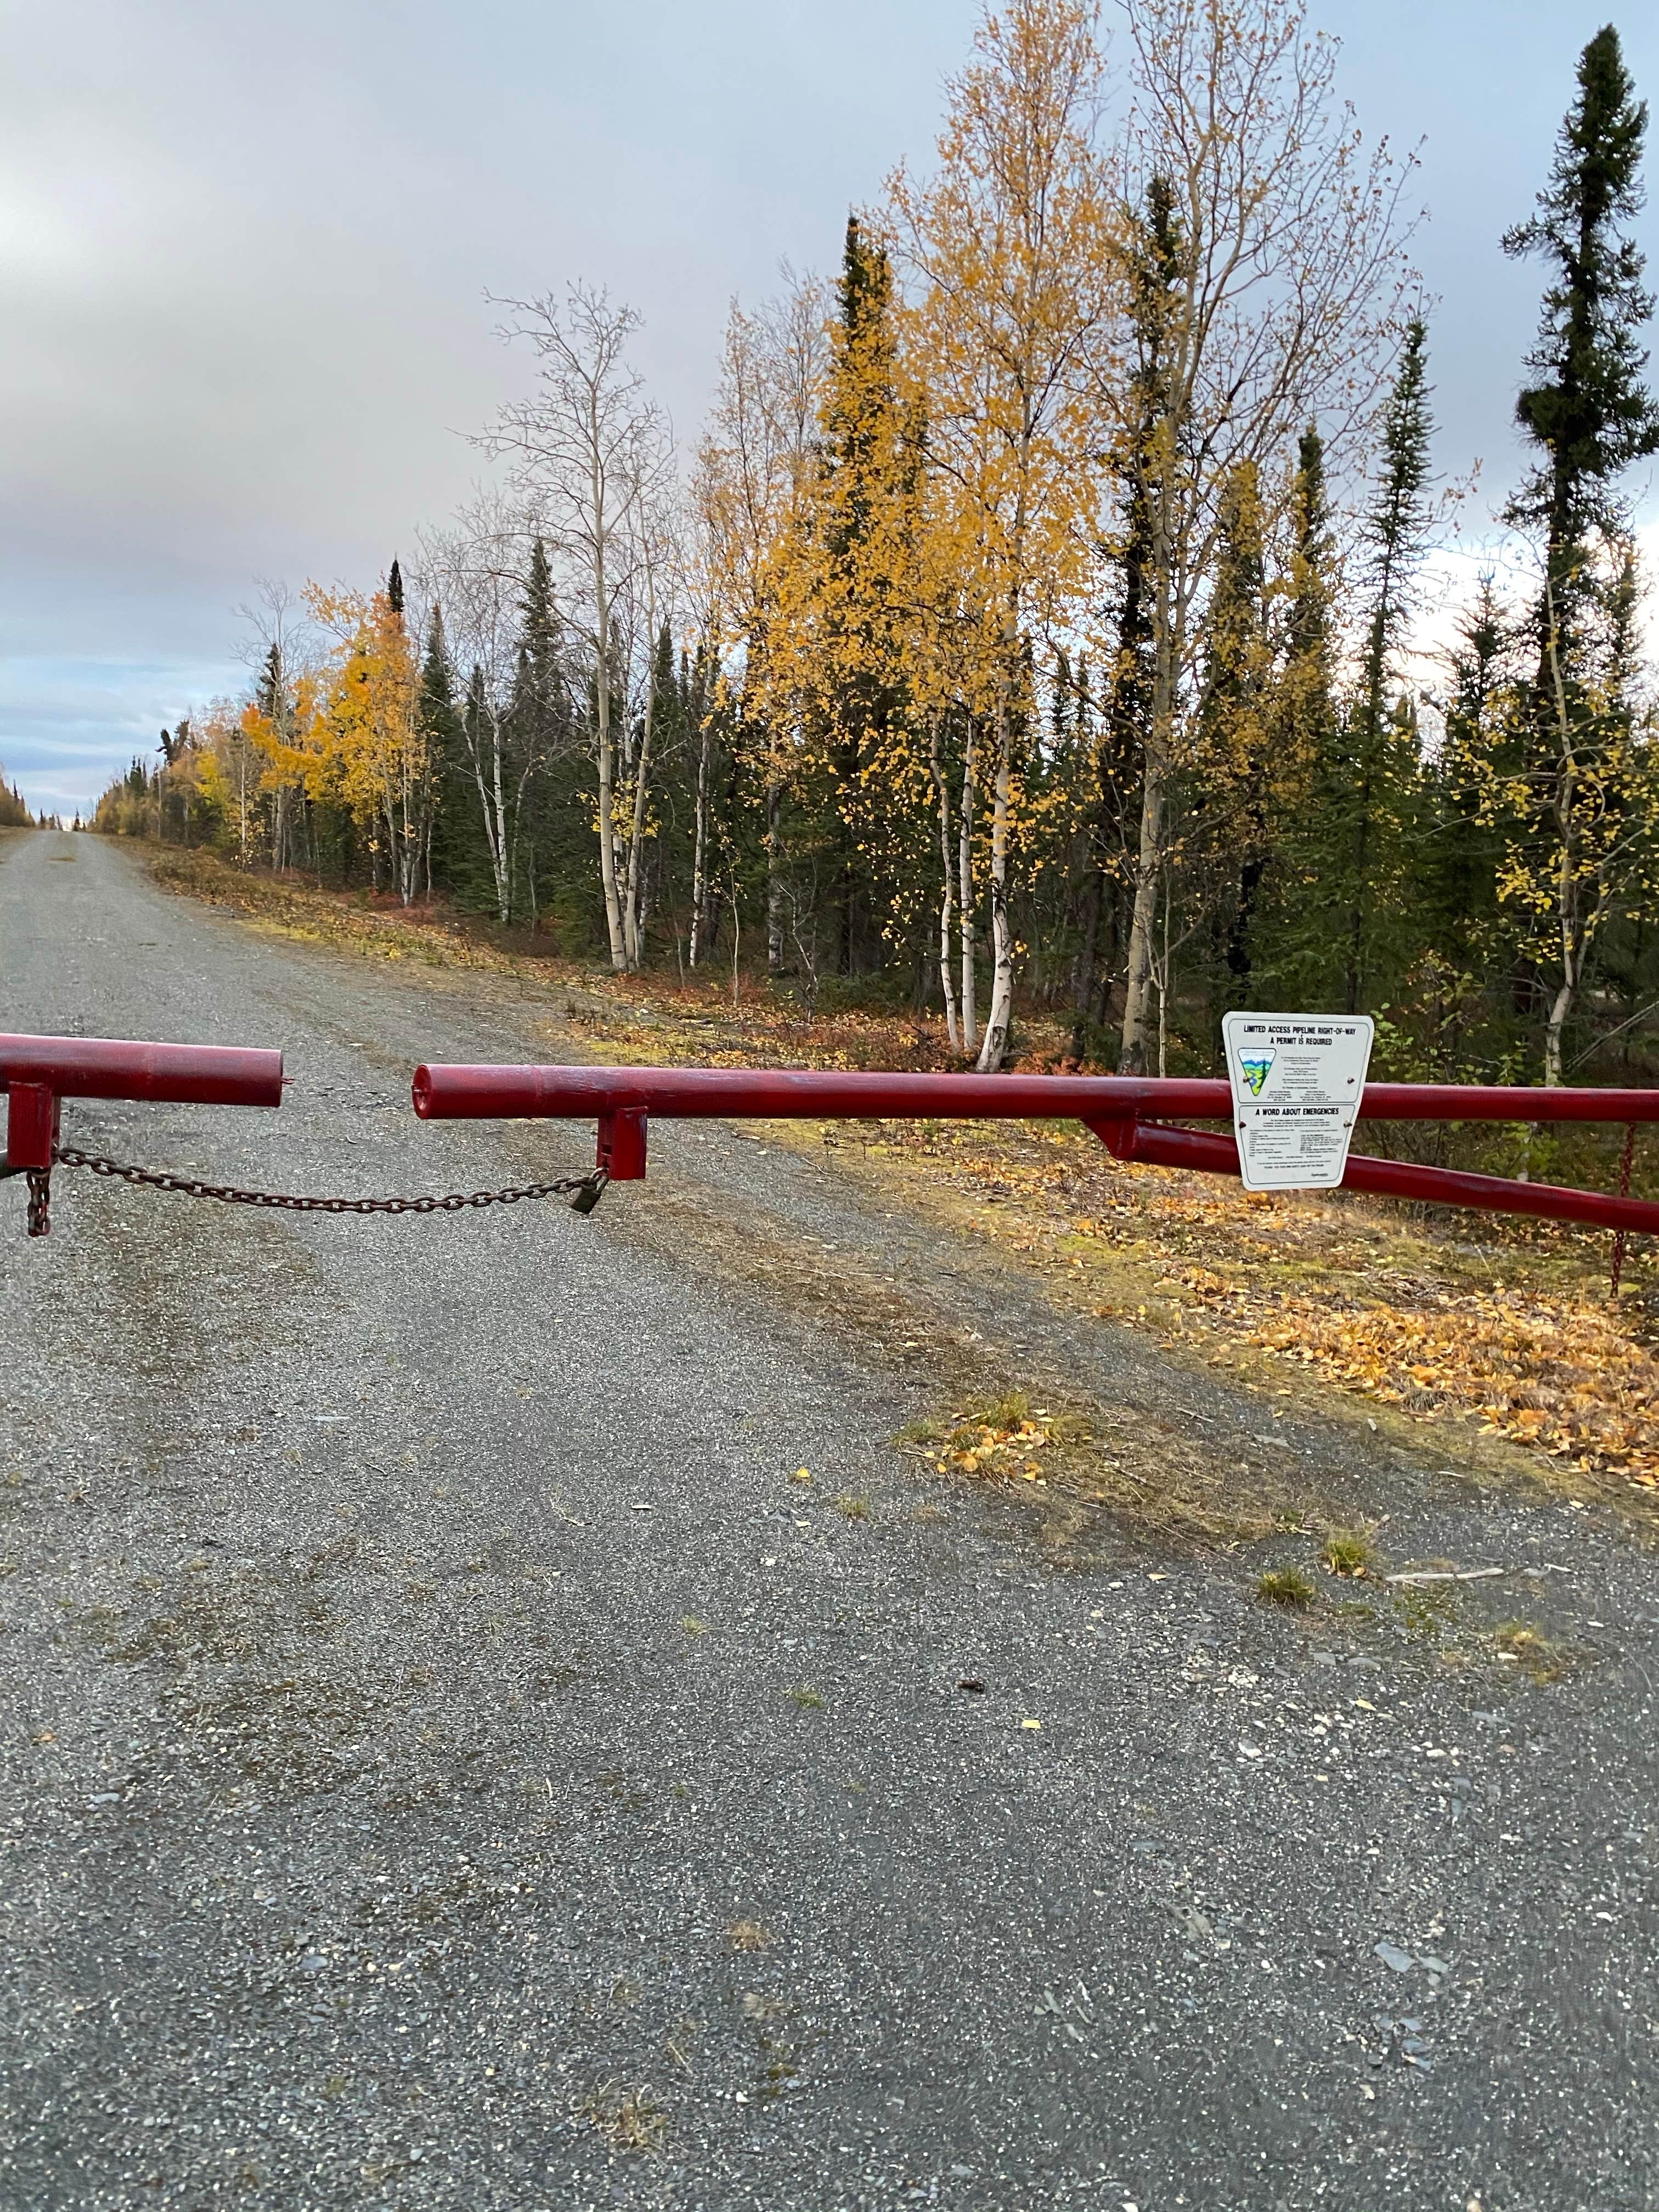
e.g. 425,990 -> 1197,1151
1257,334 -> 1434,1018
794,212 -> 921,976
1196,460 -> 1271,999
1504,25 -> 1659,623
1283,427 -> 1335,753
387,557 -> 405,616
1500,27 -> 1659,1077
420,607 -> 485,909
1426,576 -> 1516,1013
1072,175 -> 1175,1056
1246,428 -> 1336,1006
1343,315 -> 1436,1013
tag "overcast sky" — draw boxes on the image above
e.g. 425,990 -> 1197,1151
2,0 -> 1656,816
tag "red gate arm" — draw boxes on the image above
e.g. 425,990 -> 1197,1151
0,1034 -> 284,1107
1096,1119 -> 1659,1237
411,1064 -> 1234,1122
1359,1083 -> 1659,1124
412,1062 -> 1659,1127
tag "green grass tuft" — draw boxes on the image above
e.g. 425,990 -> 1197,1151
1321,1531 -> 1376,1579
1256,1567 -> 1317,1611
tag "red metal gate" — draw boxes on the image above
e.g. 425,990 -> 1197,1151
411,1062 -> 1659,1237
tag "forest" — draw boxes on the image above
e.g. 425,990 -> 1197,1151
89,1 -> 1659,1092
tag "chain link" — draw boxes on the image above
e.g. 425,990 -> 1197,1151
24,1149 -> 609,1238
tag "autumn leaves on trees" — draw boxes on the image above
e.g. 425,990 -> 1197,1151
95,3 -> 1659,1091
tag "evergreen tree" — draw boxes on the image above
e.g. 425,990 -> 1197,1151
1424,575 -> 1516,1012
1343,315 -> 1436,1013
511,536 -> 594,935
1256,332 -> 1434,1018
1071,174 -> 1176,1056
387,557 -> 405,616
1196,460 -> 1272,998
1226,428 -> 1336,1012
775,213 -> 923,977
418,605 -> 476,903
1498,26 -> 1659,1077
1504,25 -> 1659,624
1281,427 -> 1336,760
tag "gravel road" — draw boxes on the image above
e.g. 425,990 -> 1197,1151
3,827 -> 1656,2212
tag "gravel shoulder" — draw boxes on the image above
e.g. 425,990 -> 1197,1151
3,828 -> 1657,2212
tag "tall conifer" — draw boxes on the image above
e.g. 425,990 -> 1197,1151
1504,25 -> 1659,623
1499,26 -> 1659,1077
1342,315 -> 1436,1012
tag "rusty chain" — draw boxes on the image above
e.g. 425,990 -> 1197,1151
21,1148 -> 608,1238
1611,1121 -> 1638,1300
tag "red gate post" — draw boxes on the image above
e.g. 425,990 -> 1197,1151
597,1107 -> 648,1181
1,1033 -> 285,1238
3,1082 -> 58,1172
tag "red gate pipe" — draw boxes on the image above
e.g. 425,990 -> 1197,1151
0,1034 -> 284,1108
1106,1120 -> 1659,1237
413,1064 -> 1235,1123
412,1062 -> 1659,1128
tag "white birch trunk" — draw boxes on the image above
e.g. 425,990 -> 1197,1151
689,715 -> 712,968
930,715 -> 960,1053
958,721 -> 978,1052
975,683 -> 1015,1072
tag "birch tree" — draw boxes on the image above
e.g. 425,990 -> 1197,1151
413,499 -> 541,927
693,272 -> 830,969
1109,0 -> 1414,1070
478,285 -> 670,970
616,496 -> 685,969
890,0 -> 1115,1070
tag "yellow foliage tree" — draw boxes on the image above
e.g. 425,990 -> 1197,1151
888,0 -> 1116,1068
303,585 -> 433,905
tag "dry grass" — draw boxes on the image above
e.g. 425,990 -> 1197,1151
815,1118 -> 1659,1508
1492,1619 -> 1571,1683
1256,1568 -> 1317,1611
146,838 -> 1659,1510
580,2083 -> 668,2155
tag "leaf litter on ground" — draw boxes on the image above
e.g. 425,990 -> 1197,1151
149,842 -> 1659,1508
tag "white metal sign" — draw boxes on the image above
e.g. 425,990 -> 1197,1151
1221,1012 -> 1374,1192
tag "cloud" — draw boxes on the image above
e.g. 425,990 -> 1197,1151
0,656 -> 242,817
2,0 -> 1654,816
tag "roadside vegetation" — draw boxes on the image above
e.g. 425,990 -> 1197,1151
143,839 -> 1659,1509
0,770 -> 34,828
84,3 -> 1659,1520
89,12 -> 1659,1104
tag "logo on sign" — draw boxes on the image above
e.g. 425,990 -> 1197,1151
1237,1050 -> 1275,1098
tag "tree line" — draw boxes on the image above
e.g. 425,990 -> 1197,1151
93,3 -> 1659,1087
